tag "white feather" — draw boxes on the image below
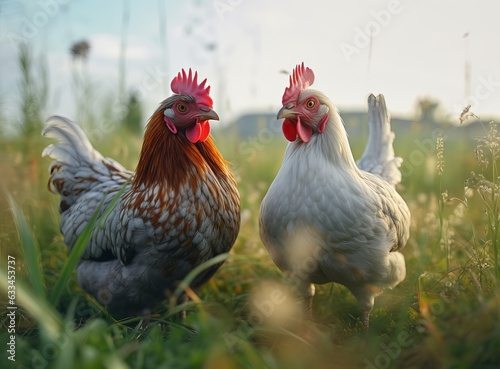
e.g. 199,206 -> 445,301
357,94 -> 403,186
42,115 -> 104,165
259,91 -> 410,328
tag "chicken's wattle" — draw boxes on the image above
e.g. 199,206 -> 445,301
163,116 -> 210,143
282,117 -> 312,143
186,120 -> 210,143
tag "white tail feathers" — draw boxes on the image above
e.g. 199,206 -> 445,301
357,94 -> 402,186
42,115 -> 104,166
42,115 -> 109,204
41,115 -> 132,210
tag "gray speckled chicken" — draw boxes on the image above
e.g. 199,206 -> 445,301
259,63 -> 410,328
43,69 -> 240,318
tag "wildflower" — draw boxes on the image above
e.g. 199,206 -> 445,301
465,171 -> 500,195
474,147 -> 489,169
477,262 -> 489,270
459,105 -> 479,124
473,121 -> 500,169
436,134 -> 444,176
485,121 -> 500,153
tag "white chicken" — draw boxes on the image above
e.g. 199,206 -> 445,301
259,63 -> 410,328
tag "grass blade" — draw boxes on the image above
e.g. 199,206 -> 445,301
172,253 -> 229,301
49,202 -> 102,306
50,182 -> 129,306
0,262 -> 62,340
7,193 -> 46,299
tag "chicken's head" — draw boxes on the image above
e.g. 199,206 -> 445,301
162,69 -> 219,143
278,63 -> 329,143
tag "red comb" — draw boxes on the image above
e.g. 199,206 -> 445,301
282,62 -> 315,105
170,68 -> 213,107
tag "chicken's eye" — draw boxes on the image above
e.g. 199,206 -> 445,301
177,103 -> 187,113
306,99 -> 315,109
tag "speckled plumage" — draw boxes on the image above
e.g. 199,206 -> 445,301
260,81 -> 410,327
42,89 -> 240,317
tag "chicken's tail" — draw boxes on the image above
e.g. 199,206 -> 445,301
356,94 -> 402,186
42,116 -> 130,212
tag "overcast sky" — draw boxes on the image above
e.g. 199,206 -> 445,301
1,0 -> 500,126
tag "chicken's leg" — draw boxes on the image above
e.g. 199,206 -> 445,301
295,280 -> 315,319
361,308 -> 372,330
351,286 -> 375,330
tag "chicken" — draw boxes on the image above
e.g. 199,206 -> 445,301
42,69 -> 240,317
259,63 -> 410,328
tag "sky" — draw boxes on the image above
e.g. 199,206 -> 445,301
1,0 -> 500,127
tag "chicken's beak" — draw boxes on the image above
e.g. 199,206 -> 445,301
277,106 -> 297,120
196,107 -> 219,121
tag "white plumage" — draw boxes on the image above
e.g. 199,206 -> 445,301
259,66 -> 410,328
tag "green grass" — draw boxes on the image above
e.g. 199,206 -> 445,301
1,37 -> 499,369
1,105 -> 500,368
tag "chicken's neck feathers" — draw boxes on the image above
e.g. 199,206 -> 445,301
285,102 -> 360,176
131,110 -> 234,207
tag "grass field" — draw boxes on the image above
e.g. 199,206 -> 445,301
1,102 -> 500,369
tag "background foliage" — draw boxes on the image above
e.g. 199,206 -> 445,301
1,44 -> 500,369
